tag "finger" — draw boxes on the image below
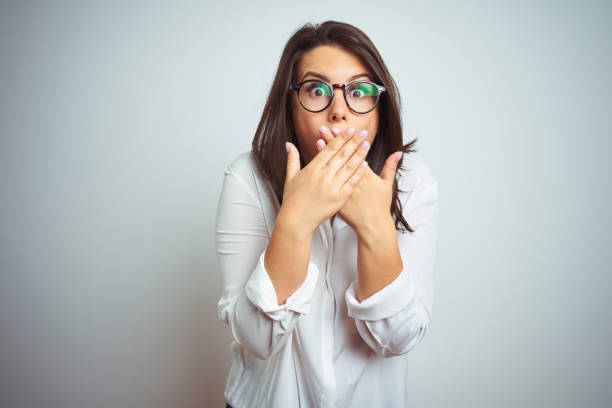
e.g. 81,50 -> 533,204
285,142 -> 301,182
332,134 -> 371,186
339,159 -> 368,197
315,138 -> 326,152
315,127 -> 332,152
380,151 -> 402,185
324,129 -> 369,176
308,126 -> 355,169
320,125 -> 334,144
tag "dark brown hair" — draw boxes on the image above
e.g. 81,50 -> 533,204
252,20 -> 418,233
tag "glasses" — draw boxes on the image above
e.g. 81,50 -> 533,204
289,79 -> 386,114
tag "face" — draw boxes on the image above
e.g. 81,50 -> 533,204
290,45 -> 380,165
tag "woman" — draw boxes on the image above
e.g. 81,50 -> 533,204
216,20 -> 438,408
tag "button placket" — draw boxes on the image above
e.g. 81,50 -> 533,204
317,220 -> 337,408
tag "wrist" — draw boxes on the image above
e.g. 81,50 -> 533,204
275,207 -> 316,242
357,213 -> 396,249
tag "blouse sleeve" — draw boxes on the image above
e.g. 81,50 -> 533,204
344,158 -> 438,357
215,159 -> 319,360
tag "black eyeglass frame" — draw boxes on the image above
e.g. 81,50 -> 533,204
289,79 -> 387,114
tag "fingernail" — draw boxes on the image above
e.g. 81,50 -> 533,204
360,160 -> 368,169
331,126 -> 339,135
346,127 -> 355,135
320,126 -> 329,134
360,140 -> 370,150
359,129 -> 368,138
316,139 -> 325,149
394,152 -> 402,162
285,142 -> 290,152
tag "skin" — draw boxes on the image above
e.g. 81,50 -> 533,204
290,44 -> 379,184
264,44 -> 404,305
289,44 -> 397,232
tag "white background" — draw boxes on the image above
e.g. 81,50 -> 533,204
1,1 -> 610,407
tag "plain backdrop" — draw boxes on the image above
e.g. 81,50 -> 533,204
1,1 -> 611,407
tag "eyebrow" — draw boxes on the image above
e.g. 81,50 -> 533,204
301,70 -> 372,83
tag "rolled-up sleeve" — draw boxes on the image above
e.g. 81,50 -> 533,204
245,246 -> 319,320
345,160 -> 438,357
216,159 -> 319,360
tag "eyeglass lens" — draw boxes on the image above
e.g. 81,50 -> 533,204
298,81 -> 380,113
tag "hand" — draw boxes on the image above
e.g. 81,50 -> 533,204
281,126 -> 372,234
316,127 -> 403,235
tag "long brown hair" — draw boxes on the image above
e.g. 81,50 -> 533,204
252,20 -> 418,233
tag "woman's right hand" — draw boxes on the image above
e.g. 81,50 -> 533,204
280,126 -> 371,235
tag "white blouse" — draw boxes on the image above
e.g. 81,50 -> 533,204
215,150 -> 438,408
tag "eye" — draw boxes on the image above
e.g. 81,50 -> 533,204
305,81 -> 331,96
350,88 -> 363,98
349,83 -> 376,98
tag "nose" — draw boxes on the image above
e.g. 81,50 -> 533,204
328,86 -> 349,122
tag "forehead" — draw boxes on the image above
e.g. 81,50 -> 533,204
297,45 -> 372,81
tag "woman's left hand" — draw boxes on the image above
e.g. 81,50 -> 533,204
315,131 -> 402,235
